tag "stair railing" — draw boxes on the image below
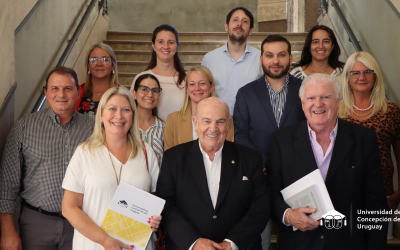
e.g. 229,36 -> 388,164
31,0 -> 102,113
329,0 -> 363,52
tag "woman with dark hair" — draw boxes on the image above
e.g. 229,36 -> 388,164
132,74 -> 165,168
130,24 -> 186,121
76,43 -> 119,119
290,25 -> 344,80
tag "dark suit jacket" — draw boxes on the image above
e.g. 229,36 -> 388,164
156,140 -> 269,250
234,74 -> 305,163
267,119 -> 388,250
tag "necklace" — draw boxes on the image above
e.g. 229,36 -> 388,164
353,109 -> 372,117
353,103 -> 373,111
106,142 -> 127,185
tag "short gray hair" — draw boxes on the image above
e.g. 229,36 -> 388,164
299,73 -> 340,101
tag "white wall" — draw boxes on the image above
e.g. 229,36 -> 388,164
14,0 -> 107,119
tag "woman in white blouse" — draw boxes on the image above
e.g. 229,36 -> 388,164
290,25 -> 344,79
130,24 -> 186,121
62,87 -> 161,250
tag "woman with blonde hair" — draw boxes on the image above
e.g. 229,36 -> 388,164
164,65 -> 234,150
63,87 -> 161,250
339,52 -> 400,229
76,43 -> 119,119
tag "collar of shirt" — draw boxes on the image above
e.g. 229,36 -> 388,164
198,140 -> 224,208
265,74 -> 290,94
307,118 -> 338,140
198,140 -> 224,162
307,118 -> 339,180
139,116 -> 164,133
223,42 -> 252,63
47,108 -> 78,126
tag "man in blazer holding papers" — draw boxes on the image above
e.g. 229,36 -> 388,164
157,97 -> 269,250
267,74 -> 388,250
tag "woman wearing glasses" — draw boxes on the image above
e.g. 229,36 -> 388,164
163,65 -> 234,150
132,74 -> 165,168
339,52 -> 400,237
130,24 -> 186,122
76,43 -> 119,119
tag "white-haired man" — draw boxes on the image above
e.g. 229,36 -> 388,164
267,74 -> 388,250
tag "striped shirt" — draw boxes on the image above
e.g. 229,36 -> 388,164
139,116 -> 165,168
265,74 -> 290,127
0,108 -> 94,213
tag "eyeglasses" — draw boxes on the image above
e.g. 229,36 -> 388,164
88,57 -> 112,65
139,85 -> 162,95
349,70 -> 375,79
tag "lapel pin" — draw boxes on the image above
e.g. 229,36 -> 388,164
352,166 -> 355,169
231,160 -> 235,164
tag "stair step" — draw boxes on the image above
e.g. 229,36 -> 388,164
106,40 -> 304,52
118,61 -> 200,73
107,31 -> 308,42
114,50 -> 207,62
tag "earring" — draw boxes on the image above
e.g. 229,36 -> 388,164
88,70 -> 90,75
112,70 -> 115,74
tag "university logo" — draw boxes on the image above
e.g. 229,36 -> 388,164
320,209 -> 347,229
118,200 -> 128,208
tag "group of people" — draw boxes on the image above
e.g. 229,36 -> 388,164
0,5 -> 399,250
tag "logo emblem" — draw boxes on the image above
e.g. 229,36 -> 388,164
118,200 -> 128,208
320,209 -> 347,229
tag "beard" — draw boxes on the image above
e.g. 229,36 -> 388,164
228,28 -> 248,45
262,62 -> 290,79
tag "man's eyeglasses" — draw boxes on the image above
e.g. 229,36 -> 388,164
139,85 -> 162,95
349,70 -> 375,79
88,57 -> 112,65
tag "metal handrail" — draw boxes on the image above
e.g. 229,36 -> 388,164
31,0 -> 98,113
0,83 -> 17,119
330,0 -> 363,52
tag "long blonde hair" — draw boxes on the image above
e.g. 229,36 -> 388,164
83,43 -> 119,98
338,51 -> 387,118
81,87 -> 141,159
179,65 -> 216,120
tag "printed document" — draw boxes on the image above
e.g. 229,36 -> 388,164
281,169 -> 334,230
101,182 -> 165,250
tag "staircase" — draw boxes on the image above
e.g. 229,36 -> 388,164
105,31 -> 308,88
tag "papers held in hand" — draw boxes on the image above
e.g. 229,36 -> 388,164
281,169 -> 334,229
101,182 -> 165,250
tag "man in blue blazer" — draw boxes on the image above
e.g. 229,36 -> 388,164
234,34 -> 305,165
234,34 -> 306,250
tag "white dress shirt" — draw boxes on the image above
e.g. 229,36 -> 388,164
188,141 -> 238,250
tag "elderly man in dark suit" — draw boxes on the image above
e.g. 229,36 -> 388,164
267,73 -> 388,250
157,97 -> 269,250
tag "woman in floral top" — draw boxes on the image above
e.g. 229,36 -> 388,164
339,52 -> 400,238
76,43 -> 119,119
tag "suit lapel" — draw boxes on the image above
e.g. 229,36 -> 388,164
215,142 -> 237,211
254,76 -> 278,129
325,119 -> 354,183
279,75 -> 299,127
189,140 -> 214,211
294,121 -> 319,173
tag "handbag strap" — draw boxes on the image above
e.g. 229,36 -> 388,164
142,141 -> 149,172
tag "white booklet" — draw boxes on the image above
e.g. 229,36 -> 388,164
100,182 -> 165,250
281,169 -> 334,230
